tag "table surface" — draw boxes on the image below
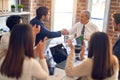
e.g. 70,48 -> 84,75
48,68 -> 76,80
46,38 -> 88,80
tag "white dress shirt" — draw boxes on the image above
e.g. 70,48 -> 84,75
69,21 -> 99,40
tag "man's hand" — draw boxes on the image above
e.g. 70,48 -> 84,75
61,29 -> 69,35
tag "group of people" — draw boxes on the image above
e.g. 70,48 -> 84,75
0,5 -> 119,80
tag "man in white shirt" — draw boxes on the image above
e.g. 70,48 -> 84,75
68,10 -> 99,40
65,10 -> 99,60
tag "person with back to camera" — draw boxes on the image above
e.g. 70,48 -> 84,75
65,32 -> 119,80
0,15 -> 40,58
0,24 -> 49,80
1,15 -> 23,48
30,6 -> 67,45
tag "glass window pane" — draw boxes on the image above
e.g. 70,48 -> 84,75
53,13 -> 73,31
53,0 -> 74,31
55,0 -> 73,12
90,0 -> 106,31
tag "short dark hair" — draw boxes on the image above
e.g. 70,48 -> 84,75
36,6 -> 49,19
113,13 -> 120,24
0,24 -> 34,79
6,15 -> 22,31
88,32 -> 116,79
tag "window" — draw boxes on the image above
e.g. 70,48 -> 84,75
9,0 -> 21,11
51,0 -> 77,31
88,0 -> 111,32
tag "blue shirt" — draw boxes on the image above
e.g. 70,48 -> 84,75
30,18 -> 61,45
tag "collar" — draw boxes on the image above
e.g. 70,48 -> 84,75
82,21 -> 90,26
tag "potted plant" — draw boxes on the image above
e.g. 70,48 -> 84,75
11,4 -> 15,12
18,4 -> 23,12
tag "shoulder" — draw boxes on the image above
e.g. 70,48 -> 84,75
81,58 -> 93,65
1,32 -> 10,44
74,22 -> 82,26
24,57 -> 39,65
1,32 -> 10,39
23,57 -> 42,70
84,58 -> 93,63
113,55 -> 119,63
112,55 -> 119,68
27,57 -> 39,63
73,22 -> 82,28
89,22 -> 97,27
87,21 -> 99,30
30,18 -> 41,26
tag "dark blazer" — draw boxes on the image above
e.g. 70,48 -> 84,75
113,36 -> 120,60
30,18 -> 61,45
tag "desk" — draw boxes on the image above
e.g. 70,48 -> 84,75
48,68 -> 76,80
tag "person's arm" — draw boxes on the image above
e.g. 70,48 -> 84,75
31,59 -> 49,80
40,25 -> 61,38
80,41 -> 86,60
32,37 -> 49,79
30,18 -> 61,38
32,24 -> 40,45
65,39 -> 92,77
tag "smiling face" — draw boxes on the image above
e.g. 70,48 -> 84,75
80,11 -> 90,25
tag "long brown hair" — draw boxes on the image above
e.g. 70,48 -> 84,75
0,24 -> 34,79
88,32 -> 116,79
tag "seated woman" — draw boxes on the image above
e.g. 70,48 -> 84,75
0,24 -> 49,80
65,32 -> 119,80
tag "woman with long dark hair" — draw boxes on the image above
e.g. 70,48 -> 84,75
0,24 -> 48,80
65,32 -> 119,80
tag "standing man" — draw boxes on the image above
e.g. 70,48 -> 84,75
30,6 -> 67,45
67,10 -> 99,40
113,12 -> 120,58
112,12 -> 120,78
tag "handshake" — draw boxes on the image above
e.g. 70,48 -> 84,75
60,29 -> 69,35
